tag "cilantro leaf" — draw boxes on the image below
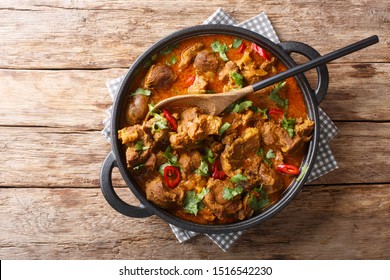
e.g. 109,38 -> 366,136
266,149 -> 276,159
268,81 -> 288,107
130,88 -> 151,97
248,195 -> 269,212
164,145 -> 178,166
134,140 -> 149,152
204,149 -> 216,164
218,122 -> 231,136
281,117 -> 296,138
231,71 -> 244,88
223,186 -> 244,200
211,40 -> 229,61
257,147 -> 272,166
183,188 -> 209,215
232,38 -> 243,49
166,56 -> 177,66
230,174 -> 248,184
233,100 -> 253,113
250,106 -> 268,119
194,159 -> 209,177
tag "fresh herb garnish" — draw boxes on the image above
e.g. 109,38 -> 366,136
250,106 -> 268,119
166,56 -> 177,66
233,100 -> 253,113
158,145 -> 180,176
248,185 -> 269,212
194,159 -> 209,177
211,40 -> 229,61
296,164 -> 308,181
129,88 -> 151,97
257,147 -> 272,166
151,113 -> 168,133
218,122 -> 231,136
204,149 -> 216,164
266,149 -> 276,159
281,117 -> 296,138
232,38 -> 243,49
183,188 -> 209,215
248,194 -> 269,212
148,103 -> 168,133
164,145 -> 178,166
223,186 -> 244,200
134,140 -> 149,152
230,174 -> 248,184
268,81 -> 288,107
231,71 -> 244,88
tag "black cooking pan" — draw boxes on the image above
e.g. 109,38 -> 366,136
100,24 -> 344,233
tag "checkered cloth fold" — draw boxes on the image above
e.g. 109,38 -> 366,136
102,8 -> 338,252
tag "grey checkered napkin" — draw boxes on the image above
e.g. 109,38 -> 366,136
102,8 -> 339,252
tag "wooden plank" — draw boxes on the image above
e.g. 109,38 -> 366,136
312,121 -> 390,185
0,122 -> 389,188
0,0 -> 388,69
0,185 -> 389,259
0,69 -> 127,130
0,63 -> 389,133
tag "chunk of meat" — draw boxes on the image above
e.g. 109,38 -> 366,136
144,64 -> 176,89
187,75 -> 208,94
219,61 -> 238,82
259,163 -> 283,195
118,125 -> 140,144
218,61 -> 241,92
243,154 -> 262,187
236,50 -> 268,84
144,153 -> 157,171
178,42 -> 204,70
220,127 -> 261,177
145,176 -> 184,209
193,50 -> 219,75
118,125 -> 154,167
237,194 -> 254,220
145,117 -> 169,145
203,178 -> 243,220
178,150 -> 202,175
261,121 -> 277,145
125,94 -> 150,125
275,118 -> 314,154
295,118 -> 315,142
170,110 -> 222,149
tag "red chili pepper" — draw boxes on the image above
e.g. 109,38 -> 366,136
269,108 -> 284,119
277,164 -> 300,175
162,108 -> 178,132
251,43 -> 271,61
164,165 -> 181,188
211,159 -> 226,180
237,43 -> 246,53
186,75 -> 195,86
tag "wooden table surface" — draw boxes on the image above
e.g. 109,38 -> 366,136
1,0 -> 389,260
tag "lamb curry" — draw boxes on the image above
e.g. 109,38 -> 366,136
118,34 -> 314,224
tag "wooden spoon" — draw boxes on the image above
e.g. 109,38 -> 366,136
151,35 -> 378,116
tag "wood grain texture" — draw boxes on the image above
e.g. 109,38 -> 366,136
0,185 -> 388,259
0,0 -> 388,69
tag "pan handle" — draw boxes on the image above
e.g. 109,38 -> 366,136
100,152 -> 152,218
278,41 -> 329,104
